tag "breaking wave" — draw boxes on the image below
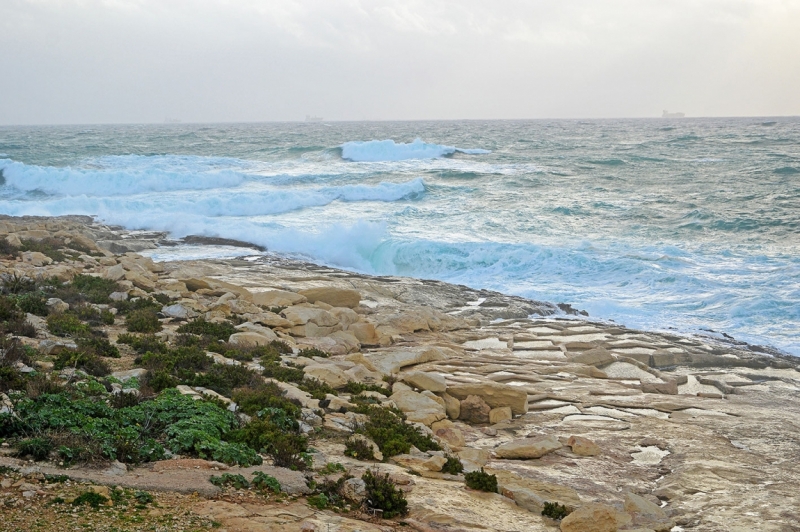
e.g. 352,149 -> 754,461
341,138 -> 490,162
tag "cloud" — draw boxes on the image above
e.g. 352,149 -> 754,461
0,0 -> 798,124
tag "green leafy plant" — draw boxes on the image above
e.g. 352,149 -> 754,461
542,501 -> 571,520
306,493 -> 329,509
176,318 -> 236,341
352,404 -> 440,458
134,490 -> 154,506
320,462 -> 346,475
344,437 -> 376,461
252,471 -> 281,493
125,308 -> 162,333
117,333 -> 168,354
298,347 -> 328,359
209,473 -> 250,489
440,455 -> 464,475
15,292 -> 48,316
342,381 -> 390,396
15,437 -> 53,460
72,491 -> 109,508
69,275 -> 120,304
362,469 -> 408,518
53,351 -> 111,377
46,312 -> 91,337
464,468 -> 498,493
77,336 -> 120,358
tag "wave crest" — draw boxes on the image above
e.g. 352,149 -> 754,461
341,138 -> 490,162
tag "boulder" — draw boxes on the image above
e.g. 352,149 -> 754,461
21,251 -> 52,267
303,364 -> 350,389
234,322 -> 279,341
347,322 -> 381,346
247,311 -> 292,329
390,390 -> 446,426
403,371 -> 447,393
624,492 -> 674,531
162,304 -> 198,319
441,392 -> 461,420
252,290 -> 307,308
228,331 -> 277,347
341,478 -> 367,503
422,455 -> 447,472
282,306 -> 339,327
330,307 -> 359,327
298,287 -> 361,309
457,448 -> 490,471
459,395 -> 491,424
494,435 -> 562,460
559,503 -> 632,532
46,298 -> 69,314
447,381 -> 529,416
347,434 -> 383,461
489,406 -> 513,424
103,264 -> 126,281
365,346 -> 449,375
431,421 -> 466,448
567,435 -> 601,457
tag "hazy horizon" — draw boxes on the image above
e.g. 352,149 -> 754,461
2,0 -> 799,125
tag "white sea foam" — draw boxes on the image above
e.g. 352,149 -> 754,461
341,138 -> 490,161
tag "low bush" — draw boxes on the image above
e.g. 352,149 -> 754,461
262,361 -> 305,383
191,364 -> 261,397
15,292 -> 48,316
0,295 -> 37,337
0,366 -> 25,392
25,374 -> 65,398
252,471 -> 281,493
441,455 -> 464,475
126,308 -> 162,333
70,274 -> 120,304
353,404 -> 440,458
226,418 -> 308,470
542,501 -> 571,520
362,469 -> 408,518
176,318 -> 236,341
77,336 -> 120,358
298,347 -> 328,359
342,381 -> 390,397
113,296 -> 161,316
0,238 -> 19,258
464,468 -> 498,493
297,378 -> 337,400
71,304 -> 115,326
46,312 -> 91,337
20,238 -> 67,263
0,273 -> 36,295
15,437 -> 53,460
344,437 -> 376,461
307,493 -> 329,510
53,351 -> 111,377
72,490 -> 109,508
117,333 -> 168,354
320,462 -> 346,475
209,473 -> 250,489
231,383 -> 300,418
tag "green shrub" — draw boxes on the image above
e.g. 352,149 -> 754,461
191,363 -> 260,397
70,275 -> 120,304
0,273 -> 36,295
47,312 -> 91,337
53,351 -> 111,377
43,473 -> 69,483
117,333 -> 168,354
320,462 -> 346,475
542,501 -> 571,520
176,318 -> 236,341
134,490 -> 154,506
262,362 -> 305,383
71,304 -> 115,326
0,295 -> 37,337
0,366 -> 25,392
353,405 -> 440,458
441,455 -> 464,475
209,473 -> 250,489
15,437 -> 53,460
16,292 -> 48,316
298,347 -> 328,359
344,437 -> 376,461
231,383 -> 300,418
252,471 -> 281,493
126,308 -> 162,333
297,378 -> 337,400
342,381 -> 389,397
464,468 -> 497,493
0,238 -> 19,258
226,419 -> 307,470
142,370 -> 179,392
72,491 -> 109,508
77,336 -> 120,358
110,392 -> 141,409
20,238 -> 67,263
307,493 -> 329,509
113,296 -> 161,315
362,469 -> 408,518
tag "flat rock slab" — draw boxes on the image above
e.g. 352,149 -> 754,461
494,435 -> 562,459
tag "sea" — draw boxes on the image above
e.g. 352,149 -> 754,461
0,119 -> 798,355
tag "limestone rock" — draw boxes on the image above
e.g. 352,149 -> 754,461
282,305 -> 339,327
228,331 -> 277,347
422,454 -> 447,471
560,502 -> 632,532
252,290 -> 307,308
347,321 -> 381,346
489,406 -> 513,424
403,371 -> 447,393
341,478 -> 366,502
567,435 -> 601,457
624,492 -> 674,531
46,298 -> 69,313
390,389 -> 446,426
457,448 -> 490,471
162,303 -> 198,319
303,364 -> 350,389
298,287 -> 360,308
447,381 -> 529,416
330,307 -> 359,327
494,435 -> 562,460
494,470 -> 582,514
459,394 -> 491,424
366,346 -> 449,375
247,311 -> 292,329
432,421 -> 466,448
234,322 -> 279,341
642,381 -> 678,395
347,434 -> 383,461
441,392 -> 461,420
567,347 -> 615,366
21,251 -> 52,267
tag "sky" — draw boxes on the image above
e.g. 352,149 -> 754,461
1,0 -> 799,124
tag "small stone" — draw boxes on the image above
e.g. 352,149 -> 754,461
567,435 -> 601,457
489,406 -> 513,424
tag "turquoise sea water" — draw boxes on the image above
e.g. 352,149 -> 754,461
0,119 -> 798,354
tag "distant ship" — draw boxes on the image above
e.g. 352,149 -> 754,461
662,110 -> 685,118
305,115 -> 323,122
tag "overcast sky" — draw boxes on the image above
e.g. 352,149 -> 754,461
1,0 -> 799,124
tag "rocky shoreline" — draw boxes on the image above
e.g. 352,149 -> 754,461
1,215 -> 799,532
